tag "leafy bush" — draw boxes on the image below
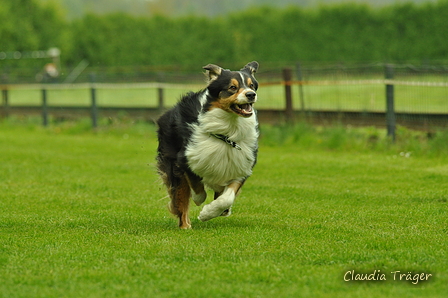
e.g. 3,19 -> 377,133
2,0 -> 448,70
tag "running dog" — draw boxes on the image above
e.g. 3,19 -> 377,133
156,61 -> 259,228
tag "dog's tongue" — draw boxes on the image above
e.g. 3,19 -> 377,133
240,103 -> 253,113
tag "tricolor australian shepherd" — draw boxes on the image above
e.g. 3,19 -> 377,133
156,61 -> 259,229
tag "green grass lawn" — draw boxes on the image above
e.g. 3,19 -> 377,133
0,121 -> 447,297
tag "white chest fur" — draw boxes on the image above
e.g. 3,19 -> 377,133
185,109 -> 258,190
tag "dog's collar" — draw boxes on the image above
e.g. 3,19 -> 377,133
210,134 -> 242,150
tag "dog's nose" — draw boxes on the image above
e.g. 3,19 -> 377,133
245,91 -> 256,101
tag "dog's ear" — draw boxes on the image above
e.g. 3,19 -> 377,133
241,61 -> 259,76
203,64 -> 222,82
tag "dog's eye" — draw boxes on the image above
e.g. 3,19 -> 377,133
249,83 -> 255,89
229,85 -> 238,91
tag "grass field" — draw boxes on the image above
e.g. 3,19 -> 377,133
1,120 -> 447,297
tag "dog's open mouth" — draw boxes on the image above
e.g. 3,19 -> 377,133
231,103 -> 254,117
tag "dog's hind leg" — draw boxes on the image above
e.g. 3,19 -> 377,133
157,156 -> 191,228
169,173 -> 192,229
198,180 -> 243,222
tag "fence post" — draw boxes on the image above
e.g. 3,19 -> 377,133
91,86 -> 98,128
157,72 -> 165,112
1,88 -> 8,118
42,88 -> 48,127
283,68 -> 294,123
158,85 -> 164,111
385,64 -> 395,142
90,73 -> 98,128
296,63 -> 305,118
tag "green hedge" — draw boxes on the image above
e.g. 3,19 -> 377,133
0,0 -> 70,67
1,0 -> 448,69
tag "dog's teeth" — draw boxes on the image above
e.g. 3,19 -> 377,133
232,103 -> 253,116
239,103 -> 252,113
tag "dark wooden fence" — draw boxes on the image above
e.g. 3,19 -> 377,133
1,65 -> 448,135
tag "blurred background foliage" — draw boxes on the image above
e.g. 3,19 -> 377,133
1,0 -> 447,71
36,0 -> 439,19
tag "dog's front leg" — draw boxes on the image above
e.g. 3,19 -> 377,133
198,181 -> 242,222
185,171 -> 207,206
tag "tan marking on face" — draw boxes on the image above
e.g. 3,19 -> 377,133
247,78 -> 253,88
216,93 -> 240,113
209,101 -> 223,110
230,78 -> 239,89
207,78 -> 244,112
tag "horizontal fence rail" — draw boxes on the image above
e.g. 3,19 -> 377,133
271,79 -> 448,87
0,82 -> 203,91
1,65 -> 448,133
3,79 -> 448,89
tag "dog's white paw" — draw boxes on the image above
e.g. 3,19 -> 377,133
220,207 -> 232,217
198,189 -> 235,222
198,202 -> 228,221
192,191 -> 207,206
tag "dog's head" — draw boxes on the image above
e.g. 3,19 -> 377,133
203,61 -> 259,118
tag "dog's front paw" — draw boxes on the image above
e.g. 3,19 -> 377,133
220,208 -> 232,217
198,191 -> 234,221
198,202 -> 226,222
